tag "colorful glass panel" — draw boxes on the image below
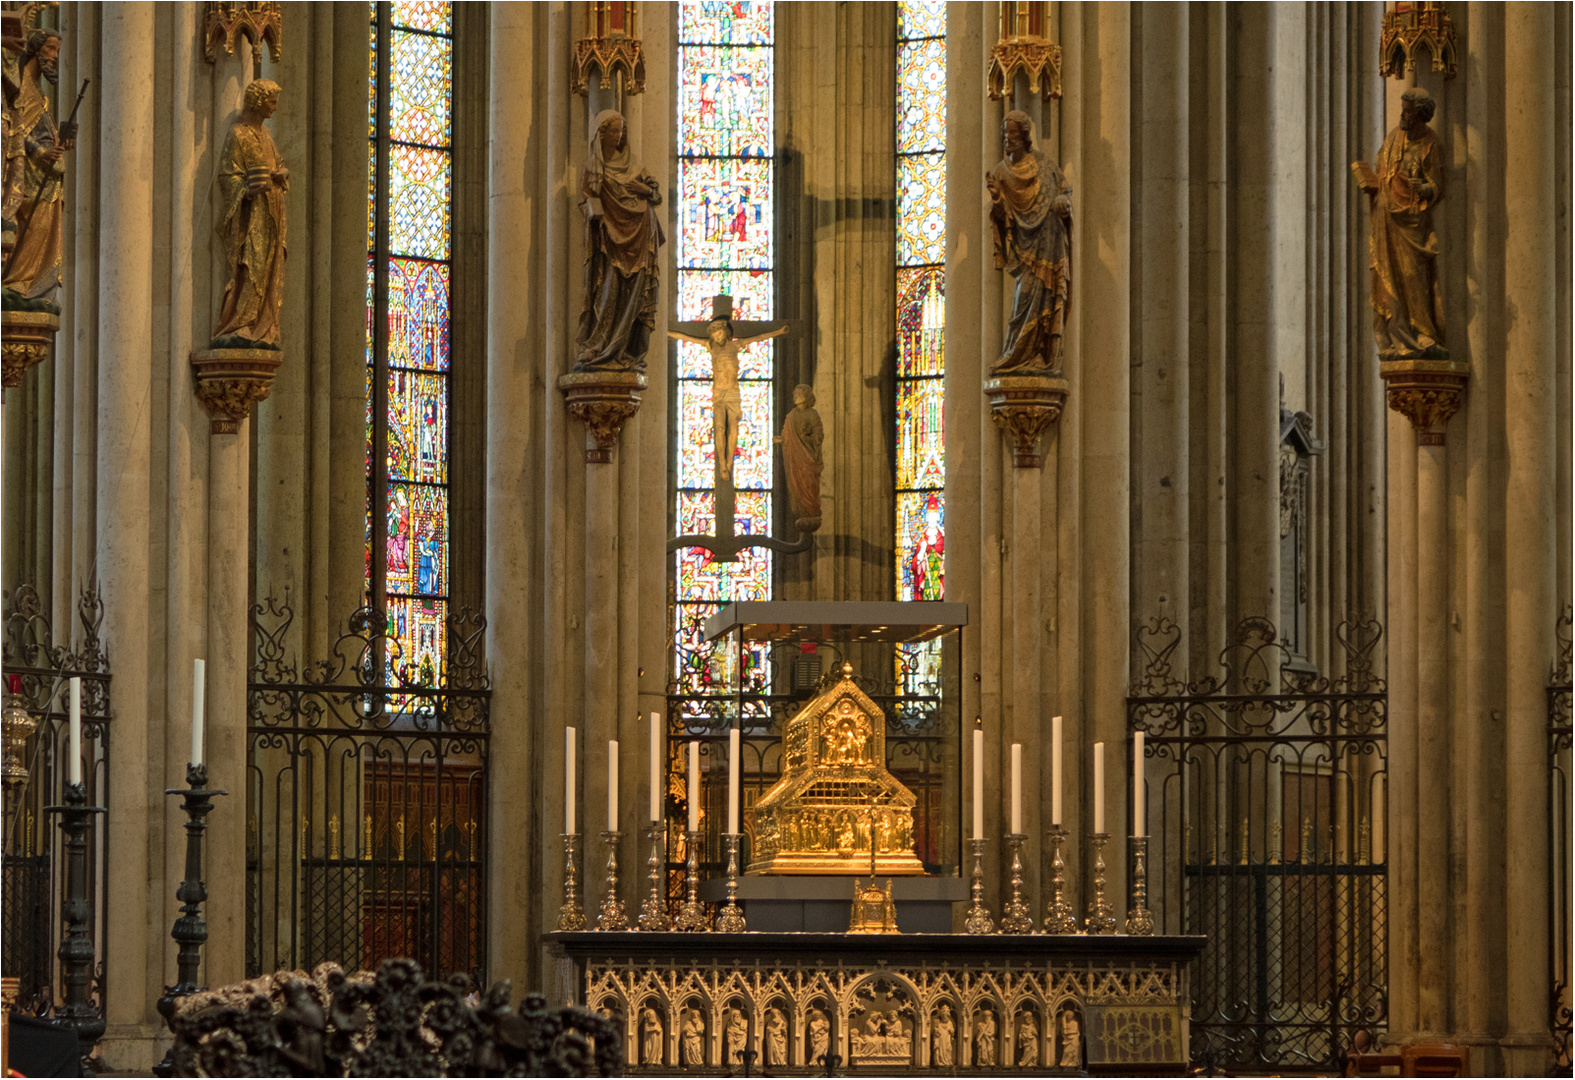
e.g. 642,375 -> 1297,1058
896,491 -> 945,602
369,4 -> 452,689
897,37 -> 946,154
896,266 -> 944,377
677,46 -> 773,157
897,0 -> 946,40
896,153 -> 946,265
677,158 -> 773,269
676,269 -> 773,323
896,378 -> 945,490
679,0 -> 772,45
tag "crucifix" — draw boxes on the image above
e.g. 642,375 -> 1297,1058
667,294 -> 811,562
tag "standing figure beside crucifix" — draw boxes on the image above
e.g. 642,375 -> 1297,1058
668,294 -> 787,486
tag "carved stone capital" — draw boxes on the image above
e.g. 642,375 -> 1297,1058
0,309 -> 58,390
1379,357 -> 1470,445
191,348 -> 283,434
557,370 -> 648,464
984,373 -> 1070,468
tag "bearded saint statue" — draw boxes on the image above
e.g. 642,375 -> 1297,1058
213,79 -> 288,347
2,27 -> 72,309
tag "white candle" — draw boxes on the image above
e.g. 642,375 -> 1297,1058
972,725 -> 984,840
607,739 -> 619,831
1051,716 -> 1064,825
687,741 -> 700,832
1373,774 -> 1386,863
727,728 -> 741,834
1133,729 -> 1146,837
1093,741 -> 1105,834
191,658 -> 205,767
649,712 -> 662,823
1010,743 -> 1022,834
68,677 -> 81,786
565,726 -> 577,834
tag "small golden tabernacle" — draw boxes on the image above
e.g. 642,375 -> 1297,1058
849,877 -> 899,934
748,663 -> 925,875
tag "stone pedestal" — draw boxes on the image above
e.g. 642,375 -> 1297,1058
1379,357 -> 1470,445
983,373 -> 1069,468
0,310 -> 58,390
190,348 -> 283,434
557,370 -> 647,463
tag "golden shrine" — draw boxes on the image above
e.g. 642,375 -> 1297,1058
747,664 -> 926,876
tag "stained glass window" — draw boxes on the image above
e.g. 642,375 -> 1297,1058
673,1 -> 776,700
896,1 -> 946,688
368,2 -> 454,686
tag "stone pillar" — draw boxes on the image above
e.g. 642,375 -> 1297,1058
1078,0 -> 1130,893
96,2 -> 155,1068
1501,3 -> 1558,1072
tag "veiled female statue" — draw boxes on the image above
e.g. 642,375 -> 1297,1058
1353,87 -> 1445,361
777,383 -> 824,533
576,109 -> 664,373
213,79 -> 288,347
986,109 -> 1072,374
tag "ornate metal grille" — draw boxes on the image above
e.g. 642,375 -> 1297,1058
1129,615 -> 1386,1073
246,593 -> 490,983
0,585 -> 111,1015
1550,604 -> 1572,1071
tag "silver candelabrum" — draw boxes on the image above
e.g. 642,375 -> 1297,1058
1084,832 -> 1118,934
555,833 -> 586,931
1125,834 -> 1155,935
674,828 -> 707,931
964,837 -> 995,934
638,822 -> 671,930
716,832 -> 746,933
597,829 -> 628,930
999,832 -> 1034,933
1042,825 -> 1078,933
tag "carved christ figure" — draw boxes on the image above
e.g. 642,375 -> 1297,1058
213,79 -> 288,347
986,109 -> 1072,374
1353,86 -> 1445,361
669,316 -> 787,485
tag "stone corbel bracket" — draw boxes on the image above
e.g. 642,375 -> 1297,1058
1378,1 -> 1458,80
1380,357 -> 1470,446
191,348 -> 282,434
987,39 -> 1063,102
0,309 -> 58,393
984,372 -> 1070,468
558,370 -> 647,464
203,1 -> 282,65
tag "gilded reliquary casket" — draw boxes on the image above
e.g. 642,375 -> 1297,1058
748,667 -> 926,875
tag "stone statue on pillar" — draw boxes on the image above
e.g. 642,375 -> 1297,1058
1353,86 -> 1446,362
212,78 -> 287,349
776,383 -> 823,534
576,108 -> 664,374
986,109 -> 1071,376
1,24 -> 71,310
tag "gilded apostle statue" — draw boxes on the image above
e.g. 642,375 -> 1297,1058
776,383 -> 823,533
1353,87 -> 1445,361
213,79 -> 288,348
577,109 -> 664,373
2,26 -> 72,309
986,109 -> 1072,375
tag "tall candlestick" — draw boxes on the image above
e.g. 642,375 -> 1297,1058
1010,742 -> 1022,835
727,728 -> 740,834
1133,729 -> 1145,837
972,724 -> 984,839
68,677 -> 81,785
191,659 -> 205,767
649,712 -> 662,823
1051,715 -> 1063,824
607,740 -> 619,831
687,741 -> 700,832
565,726 -> 577,834
1093,741 -> 1105,835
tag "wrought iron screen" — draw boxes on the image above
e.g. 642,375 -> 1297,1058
1129,615 -> 1386,1073
246,593 -> 490,983
1,585 -> 111,1016
1550,604 -> 1572,1071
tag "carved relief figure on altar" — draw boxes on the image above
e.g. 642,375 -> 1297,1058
974,1006 -> 998,1067
1016,1009 -> 1041,1067
807,1007 -> 831,1064
931,1003 -> 956,1068
1353,87 -> 1446,361
212,79 -> 288,348
724,1006 -> 749,1064
2,26 -> 72,308
986,109 -> 1072,375
575,109 -> 664,373
764,1007 -> 788,1067
668,296 -> 787,483
776,383 -> 824,532
1056,1004 -> 1083,1068
680,1006 -> 706,1067
640,1007 -> 664,1065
